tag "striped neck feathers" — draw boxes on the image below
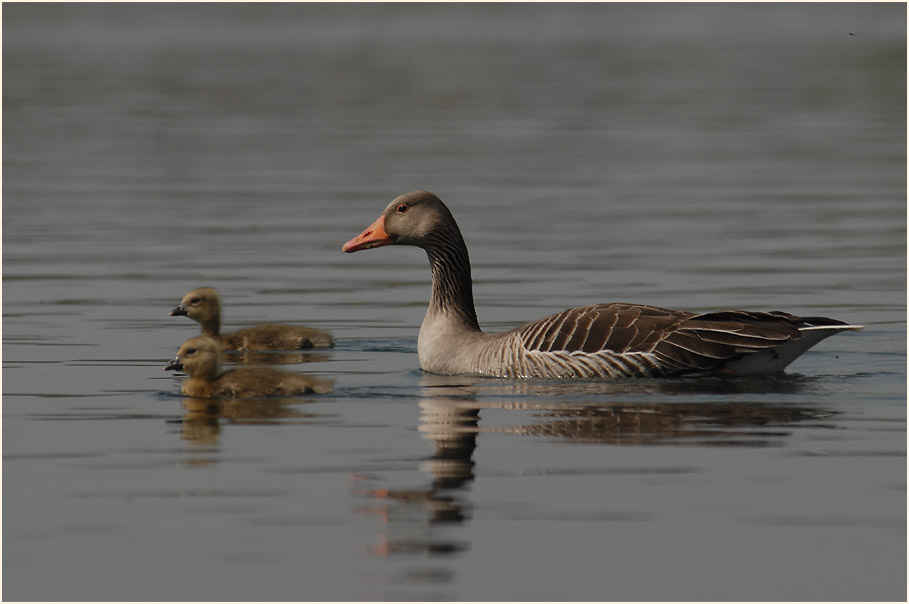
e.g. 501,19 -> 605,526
423,224 -> 481,331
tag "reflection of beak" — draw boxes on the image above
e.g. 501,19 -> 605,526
342,214 -> 392,253
164,357 -> 184,372
170,304 -> 188,317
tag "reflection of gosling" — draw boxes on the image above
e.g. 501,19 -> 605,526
170,287 -> 333,350
164,335 -> 333,398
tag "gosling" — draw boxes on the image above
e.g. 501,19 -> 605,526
170,287 -> 333,350
164,335 -> 333,398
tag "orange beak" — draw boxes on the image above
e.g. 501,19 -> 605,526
342,214 -> 393,253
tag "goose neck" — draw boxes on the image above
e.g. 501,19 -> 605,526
424,234 -> 480,332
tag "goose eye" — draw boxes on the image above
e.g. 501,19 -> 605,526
396,204 -> 408,214
186,348 -> 197,356
190,298 -> 200,305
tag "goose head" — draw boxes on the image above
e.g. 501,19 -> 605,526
342,191 -> 455,253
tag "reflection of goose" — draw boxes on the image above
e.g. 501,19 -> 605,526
501,401 -> 830,446
356,395 -> 478,523
420,374 -> 829,446
355,374 -> 831,571
418,397 -> 479,492
354,384 -> 479,563
343,191 -> 862,378
171,287 -> 333,350
164,335 -> 333,398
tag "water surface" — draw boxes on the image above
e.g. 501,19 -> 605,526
3,4 -> 906,601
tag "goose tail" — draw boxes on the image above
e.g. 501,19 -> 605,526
721,323 -> 863,375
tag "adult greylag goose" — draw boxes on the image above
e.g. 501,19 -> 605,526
164,335 -> 333,397
170,287 -> 333,350
342,191 -> 862,379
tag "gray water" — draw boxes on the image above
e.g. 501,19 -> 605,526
3,4 -> 906,601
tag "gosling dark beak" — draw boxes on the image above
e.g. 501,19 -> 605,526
164,357 -> 184,372
170,304 -> 188,317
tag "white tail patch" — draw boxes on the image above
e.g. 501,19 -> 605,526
723,325 -> 863,375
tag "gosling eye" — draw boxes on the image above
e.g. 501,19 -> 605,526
185,348 -> 197,356
189,297 -> 201,305
396,204 -> 408,214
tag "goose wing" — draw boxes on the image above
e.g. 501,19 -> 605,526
513,304 -> 839,375
516,303 -> 688,355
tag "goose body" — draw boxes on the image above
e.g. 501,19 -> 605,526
171,287 -> 333,350
164,335 -> 333,397
342,191 -> 861,379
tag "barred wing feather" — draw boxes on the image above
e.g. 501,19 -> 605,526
514,304 -> 855,376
